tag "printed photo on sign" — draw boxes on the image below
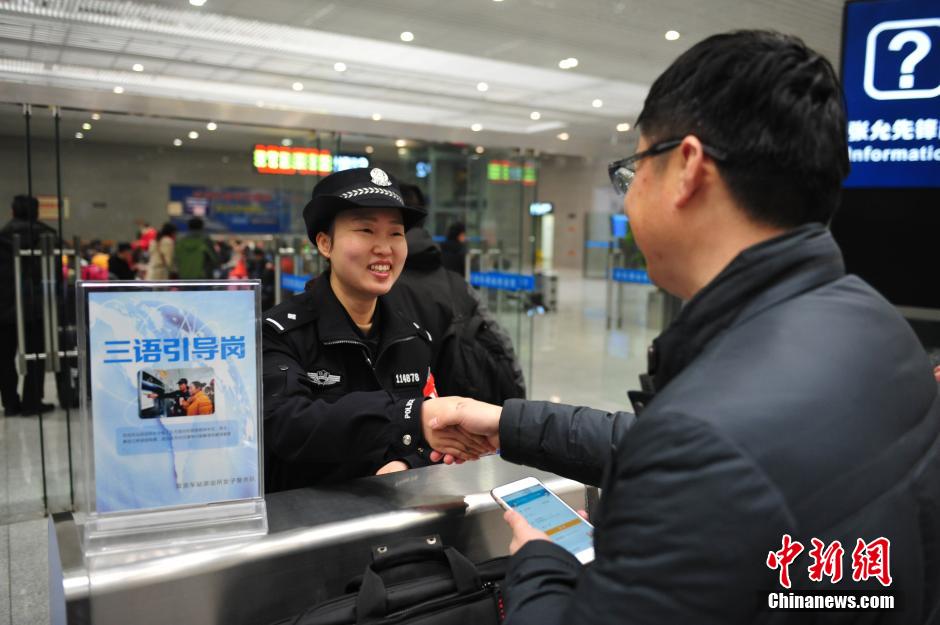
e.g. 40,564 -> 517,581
138,368 -> 216,418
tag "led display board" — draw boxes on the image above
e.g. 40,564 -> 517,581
842,0 -> 940,187
253,145 -> 333,175
487,160 -> 537,186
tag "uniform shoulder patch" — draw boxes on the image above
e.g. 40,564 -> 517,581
263,293 -> 317,334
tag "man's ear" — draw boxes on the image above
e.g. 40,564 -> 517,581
674,135 -> 707,208
315,232 -> 332,259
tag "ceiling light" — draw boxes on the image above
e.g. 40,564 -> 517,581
281,138 -> 293,147
173,138 -> 183,146
398,147 -> 408,156
395,139 -> 407,148
475,146 -> 485,154
372,113 -> 382,121
665,30 -> 681,41
113,86 -> 124,94
592,99 -> 603,108
365,145 -> 375,154
74,132 -> 84,139
558,57 -> 579,69
82,122 -> 91,130
132,63 -> 144,72
334,62 -> 347,72
529,111 -> 541,121
188,131 -> 199,140
400,31 -> 414,42
616,122 -> 631,132
557,132 -> 570,141
470,123 -> 483,132
91,113 -> 101,121
189,0 -> 207,6
477,82 -> 489,92
206,121 -> 217,131
292,82 -> 304,91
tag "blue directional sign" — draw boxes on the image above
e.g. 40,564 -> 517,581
470,271 -> 536,292
280,273 -> 311,294
611,268 -> 652,285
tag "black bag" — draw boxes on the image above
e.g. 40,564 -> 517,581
435,273 -> 526,405
273,535 -> 506,625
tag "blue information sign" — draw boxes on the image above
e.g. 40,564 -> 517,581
611,268 -> 652,285
470,271 -> 536,292
842,0 -> 940,187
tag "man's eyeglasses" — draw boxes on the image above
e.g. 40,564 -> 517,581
607,139 -> 728,195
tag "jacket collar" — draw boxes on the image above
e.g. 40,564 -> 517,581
307,270 -> 419,348
643,223 -> 845,397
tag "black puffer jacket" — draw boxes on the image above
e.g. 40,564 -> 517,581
498,224 -> 940,624
262,273 -> 437,492
0,217 -> 57,325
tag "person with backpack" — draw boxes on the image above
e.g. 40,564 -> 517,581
174,217 -> 219,279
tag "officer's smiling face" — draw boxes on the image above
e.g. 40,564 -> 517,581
318,207 -> 407,300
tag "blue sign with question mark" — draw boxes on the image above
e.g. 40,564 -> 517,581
843,0 -> 940,188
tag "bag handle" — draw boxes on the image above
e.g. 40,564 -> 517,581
356,537 -> 481,624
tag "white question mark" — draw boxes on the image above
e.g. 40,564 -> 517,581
887,29 -> 931,89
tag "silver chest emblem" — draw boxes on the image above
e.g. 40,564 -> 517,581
307,370 -> 341,386
370,168 -> 392,186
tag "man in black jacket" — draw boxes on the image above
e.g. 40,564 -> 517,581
422,31 -> 940,624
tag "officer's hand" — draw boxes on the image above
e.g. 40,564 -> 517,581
427,398 -> 502,464
422,397 -> 495,461
504,509 -> 550,555
934,365 -> 940,383
376,460 -> 409,475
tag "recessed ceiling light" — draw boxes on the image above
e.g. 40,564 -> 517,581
74,132 -> 84,139
188,131 -> 199,140
616,122 -> 631,132
470,123 -> 483,132
395,139 -> 407,148
113,86 -> 124,94
475,146 -> 485,154
82,122 -> 91,130
398,147 -> 408,156
665,30 -> 680,41
365,145 -> 375,154
400,31 -> 414,42
281,138 -> 293,147
558,57 -> 579,69
477,82 -> 489,92
530,111 -> 541,121
206,121 -> 217,131
132,63 -> 144,72
189,0 -> 206,6
557,132 -> 570,141
173,138 -> 183,146
372,113 -> 382,121
592,99 -> 603,108
292,82 -> 304,91
91,113 -> 101,121
334,62 -> 347,72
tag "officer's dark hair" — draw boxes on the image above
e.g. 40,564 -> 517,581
177,378 -> 188,385
11,195 -> 39,221
635,30 -> 849,228
187,217 -> 205,231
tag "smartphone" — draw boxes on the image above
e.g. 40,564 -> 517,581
491,477 -> 595,564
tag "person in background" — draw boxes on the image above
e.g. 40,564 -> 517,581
108,242 -> 136,280
440,221 -> 468,277
175,217 -> 220,279
133,221 -> 157,254
247,247 -> 275,311
145,222 -> 177,280
181,380 -> 213,416
0,195 -> 57,416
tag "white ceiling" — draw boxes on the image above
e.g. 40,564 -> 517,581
0,0 -> 846,156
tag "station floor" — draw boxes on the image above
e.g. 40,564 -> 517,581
0,269 -> 660,625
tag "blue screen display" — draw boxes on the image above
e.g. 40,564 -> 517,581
502,485 -> 593,556
842,0 -> 940,187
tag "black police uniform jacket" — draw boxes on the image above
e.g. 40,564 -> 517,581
496,224 -> 940,625
262,272 -> 436,492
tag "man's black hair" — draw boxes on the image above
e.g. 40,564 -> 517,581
636,30 -> 849,228
177,378 -> 188,385
187,217 -> 205,231
11,195 -> 39,221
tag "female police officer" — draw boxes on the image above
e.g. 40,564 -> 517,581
261,167 -> 490,492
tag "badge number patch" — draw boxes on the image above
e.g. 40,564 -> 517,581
393,371 -> 421,389
307,370 -> 342,387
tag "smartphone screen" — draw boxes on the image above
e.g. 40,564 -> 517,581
496,481 -> 594,563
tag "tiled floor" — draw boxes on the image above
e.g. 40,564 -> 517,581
0,270 -> 661,625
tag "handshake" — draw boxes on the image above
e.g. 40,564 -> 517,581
420,396 -> 503,465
